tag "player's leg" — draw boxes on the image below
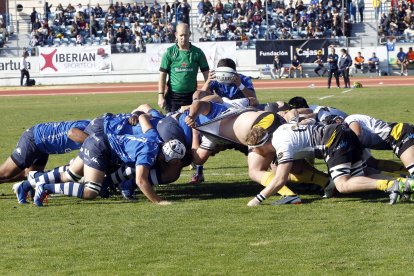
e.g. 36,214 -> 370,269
247,150 -> 297,197
0,157 -> 25,183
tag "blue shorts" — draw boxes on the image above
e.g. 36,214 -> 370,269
10,127 -> 49,169
78,133 -> 111,172
156,115 -> 187,147
84,116 -> 105,135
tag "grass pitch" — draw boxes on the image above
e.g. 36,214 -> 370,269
1,86 -> 414,275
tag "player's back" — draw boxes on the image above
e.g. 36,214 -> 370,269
34,120 -> 90,154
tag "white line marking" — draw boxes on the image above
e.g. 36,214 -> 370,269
341,89 -> 353,93
319,95 -> 334,100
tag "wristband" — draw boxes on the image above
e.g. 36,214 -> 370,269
256,193 -> 266,202
238,83 -> 245,91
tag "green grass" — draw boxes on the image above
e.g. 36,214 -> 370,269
1,86 -> 414,275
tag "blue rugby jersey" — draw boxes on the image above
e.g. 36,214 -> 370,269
34,120 -> 90,154
209,73 -> 255,99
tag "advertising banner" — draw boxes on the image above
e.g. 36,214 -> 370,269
255,39 -> 330,64
146,41 -> 237,72
0,56 -> 39,74
38,45 -> 111,74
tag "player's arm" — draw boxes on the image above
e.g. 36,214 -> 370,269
135,165 -> 170,205
67,128 -> 89,143
348,121 -> 362,139
190,128 -> 211,165
185,101 -> 212,128
138,113 -> 153,133
234,74 -> 256,98
200,70 -> 214,92
248,161 -> 293,206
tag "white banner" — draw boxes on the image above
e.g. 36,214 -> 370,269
38,45 -> 111,74
146,42 -> 237,72
0,57 -> 39,74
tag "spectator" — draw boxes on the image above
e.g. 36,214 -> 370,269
314,51 -> 327,77
178,0 -> 191,24
358,0 -> 365,22
44,2 -> 52,21
397,47 -> 408,76
407,47 -> 414,64
289,55 -> 303,78
339,48 -> 352,88
368,52 -> 380,74
271,54 -> 285,79
203,0 -> 214,15
95,3 -> 103,18
30,8 -> 38,31
349,0 -> 357,23
197,0 -> 204,24
215,0 -> 224,14
32,18 -> 41,32
76,34 -> 84,45
354,51 -> 365,73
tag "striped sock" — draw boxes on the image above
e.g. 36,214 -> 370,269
28,165 -> 67,187
110,166 -> 135,185
44,182 -> 84,198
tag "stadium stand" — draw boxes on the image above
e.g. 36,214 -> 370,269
25,1 -> 190,53
196,0 -> 353,48
377,3 -> 414,42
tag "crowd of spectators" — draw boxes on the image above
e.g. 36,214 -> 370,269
0,15 -> 10,50
197,0 -> 352,44
28,1 -> 192,53
378,1 -> 414,41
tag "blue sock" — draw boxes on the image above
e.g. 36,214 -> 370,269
21,180 -> 33,193
196,165 -> 204,175
44,182 -> 84,198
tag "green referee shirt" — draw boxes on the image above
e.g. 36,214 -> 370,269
159,43 -> 210,94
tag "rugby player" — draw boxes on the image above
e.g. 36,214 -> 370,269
3,120 -> 90,202
246,122 -> 414,206
185,100 -> 330,203
31,112 -> 185,206
344,114 -> 414,178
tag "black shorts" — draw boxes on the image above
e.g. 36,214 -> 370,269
10,127 -> 49,169
322,124 -> 364,180
156,115 -> 187,147
165,91 -> 193,112
388,123 -> 414,158
78,133 -> 112,172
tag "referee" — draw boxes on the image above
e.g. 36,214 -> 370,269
158,23 -> 210,112
327,47 -> 340,89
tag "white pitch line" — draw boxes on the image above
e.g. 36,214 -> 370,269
341,89 -> 353,93
319,95 -> 334,100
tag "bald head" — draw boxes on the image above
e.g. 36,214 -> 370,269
176,23 -> 190,50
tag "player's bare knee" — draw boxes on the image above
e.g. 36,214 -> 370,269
333,176 -> 352,193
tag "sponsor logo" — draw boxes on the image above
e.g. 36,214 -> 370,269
40,49 -> 99,72
40,49 -> 58,71
277,152 -> 283,160
16,147 -> 22,155
90,157 -> 99,164
259,50 -> 289,56
175,67 -> 193,72
0,60 -> 32,71
296,48 -> 324,57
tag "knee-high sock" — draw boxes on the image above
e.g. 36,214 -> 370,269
288,167 -> 330,188
109,166 -> 135,185
44,182 -> 84,198
28,165 -> 67,187
260,171 -> 296,196
375,159 -> 408,175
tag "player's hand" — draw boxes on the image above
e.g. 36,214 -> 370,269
128,114 -> 139,126
234,74 -> 241,86
208,70 -> 216,82
158,96 -> 166,110
185,115 -> 196,128
157,200 -> 172,206
247,198 -> 261,207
